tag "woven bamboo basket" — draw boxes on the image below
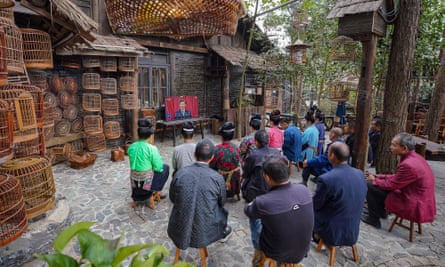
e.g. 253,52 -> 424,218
100,77 -> 117,95
121,93 -> 138,110
53,106 -> 63,121
2,84 -> 44,125
42,122 -> 54,141
0,27 -> 8,86
54,119 -> 71,137
0,173 -> 28,247
71,139 -> 84,153
48,75 -> 64,94
0,99 -> 13,163
0,0 -> 14,8
71,117 -> 83,133
62,104 -> 79,121
61,56 -> 81,69
0,17 -> 25,74
86,133 -> 106,152
49,143 -> 72,163
82,72 -> 100,90
44,91 -> 58,107
58,90 -> 73,108
102,98 -> 119,116
118,57 -> 137,72
20,28 -> 53,69
104,120 -> 120,139
72,93 -> 80,105
0,156 -> 56,219
82,93 -> 101,112
28,70 -> 48,91
83,115 -> 103,134
119,75 -> 136,92
68,152 -> 97,169
43,102 -> 55,125
0,6 -> 14,20
13,134 -> 42,158
0,90 -> 39,143
82,56 -> 100,68
100,57 -> 117,72
64,76 -> 78,94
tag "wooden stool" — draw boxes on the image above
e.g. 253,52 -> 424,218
174,247 -> 208,267
316,239 -> 359,266
259,255 -> 302,267
388,216 -> 422,242
131,192 -> 161,209
288,161 -> 301,175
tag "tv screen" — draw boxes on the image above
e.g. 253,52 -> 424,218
165,96 -> 199,121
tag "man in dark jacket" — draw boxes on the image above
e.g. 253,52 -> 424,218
241,130 -> 281,266
245,157 -> 313,265
168,138 -> 232,250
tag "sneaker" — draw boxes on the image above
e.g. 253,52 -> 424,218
219,225 -> 233,243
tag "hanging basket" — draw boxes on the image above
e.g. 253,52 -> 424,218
83,115 -> 103,134
0,17 -> 25,74
100,77 -> 117,95
82,93 -> 101,112
104,120 -> 120,139
82,56 -> 100,68
102,98 -> 119,116
0,173 -> 28,247
121,93 -> 138,110
82,72 -> 101,90
119,75 -> 136,92
86,133 -> 106,152
100,57 -> 117,72
0,156 -> 56,219
0,99 -> 13,163
54,119 -> 71,136
118,57 -> 137,72
71,117 -> 83,133
20,28 -> 53,69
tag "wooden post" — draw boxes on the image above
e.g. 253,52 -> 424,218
132,109 -> 138,142
222,62 -> 230,120
352,34 -> 378,170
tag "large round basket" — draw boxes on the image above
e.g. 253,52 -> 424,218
54,119 -> 71,136
53,106 -> 63,121
71,117 -> 83,133
0,99 -> 13,163
48,75 -> 65,94
62,104 -> 79,121
20,28 -> 53,69
64,76 -> 78,94
0,17 -> 25,74
0,173 -> 28,247
58,90 -> 73,108
44,91 -> 58,107
0,156 -> 56,220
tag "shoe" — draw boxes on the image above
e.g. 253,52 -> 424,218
380,211 -> 388,219
361,214 -> 381,229
219,225 -> 233,243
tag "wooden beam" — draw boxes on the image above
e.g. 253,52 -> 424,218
135,39 -> 208,54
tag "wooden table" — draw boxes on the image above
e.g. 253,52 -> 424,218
157,117 -> 210,146
412,136 -> 445,160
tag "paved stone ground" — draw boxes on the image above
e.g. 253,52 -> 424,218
5,133 -> 445,267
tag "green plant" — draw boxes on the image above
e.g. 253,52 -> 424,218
35,222 -> 194,267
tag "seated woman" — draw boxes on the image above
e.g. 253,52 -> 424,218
239,114 -> 261,167
210,121 -> 241,200
128,118 -> 169,208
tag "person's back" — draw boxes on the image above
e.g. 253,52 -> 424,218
279,118 -> 302,163
172,122 -> 196,173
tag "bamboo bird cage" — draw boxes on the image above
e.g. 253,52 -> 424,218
100,77 -> 117,95
0,27 -> 7,86
1,84 -> 44,125
104,120 -> 120,139
20,28 -> 53,69
0,99 -> 13,163
0,17 -> 25,74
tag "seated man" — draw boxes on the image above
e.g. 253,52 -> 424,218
172,121 -> 196,175
174,99 -> 192,120
168,139 -> 232,250
302,127 -> 343,185
313,142 -> 367,246
245,157 -> 313,265
362,132 -> 436,229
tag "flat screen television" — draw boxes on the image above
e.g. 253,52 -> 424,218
164,96 -> 199,121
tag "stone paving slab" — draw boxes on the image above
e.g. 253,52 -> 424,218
3,134 -> 445,267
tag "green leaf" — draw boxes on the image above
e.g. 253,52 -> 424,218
174,262 -> 195,267
35,252 -> 79,267
112,244 -> 152,267
53,222 -> 95,252
77,230 -> 115,267
145,245 -> 170,258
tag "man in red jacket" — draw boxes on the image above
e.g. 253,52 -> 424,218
362,132 -> 436,229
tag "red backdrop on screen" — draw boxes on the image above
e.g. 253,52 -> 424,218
165,96 -> 199,121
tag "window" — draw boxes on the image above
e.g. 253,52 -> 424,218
138,54 -> 170,108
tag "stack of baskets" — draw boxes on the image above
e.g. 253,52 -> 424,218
0,99 -> 13,162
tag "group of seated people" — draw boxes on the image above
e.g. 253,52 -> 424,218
126,113 -> 436,266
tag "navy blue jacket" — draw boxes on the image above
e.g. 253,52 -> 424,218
306,139 -> 344,176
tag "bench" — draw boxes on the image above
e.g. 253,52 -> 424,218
412,136 -> 445,161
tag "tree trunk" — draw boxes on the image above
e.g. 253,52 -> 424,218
376,0 -> 421,174
423,25 -> 445,142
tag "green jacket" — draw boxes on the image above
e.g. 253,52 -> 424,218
128,140 -> 163,172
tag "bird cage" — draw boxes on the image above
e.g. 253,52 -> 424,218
71,117 -> 83,133
119,75 -> 136,92
330,35 -> 355,62
0,17 -> 25,74
82,56 -> 100,68
0,0 -> 14,8
54,119 -> 71,136
20,28 -> 53,69
42,122 -> 54,141
0,27 -> 8,86
100,57 -> 117,72
61,56 -> 81,69
64,76 -> 78,94
71,139 -> 84,153
82,72 -> 101,90
291,8 -> 309,32
102,98 -> 119,116
86,132 -> 106,152
0,173 -> 28,247
0,90 -> 39,143
104,121 -> 120,139
62,104 -> 79,121
118,57 -> 137,72
328,74 -> 359,102
2,84 -> 44,125
44,91 -> 58,107
121,93 -> 138,110
13,134 -> 42,158
58,90 -> 73,108
82,93 -> 101,112
101,77 -> 117,95
286,40 -> 311,64
48,74 -> 64,94
0,156 -> 56,219
49,143 -> 72,163
0,6 -> 14,20
43,102 -> 55,125
83,115 -> 103,134
0,99 -> 13,163
28,70 -> 48,91
53,106 -> 63,121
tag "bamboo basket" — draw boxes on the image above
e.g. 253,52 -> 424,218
121,93 -> 138,110
13,134 -> 42,158
82,56 -> 100,68
2,84 -> 44,125
64,76 -> 78,94
72,93 -> 80,105
100,77 -> 117,95
28,70 -> 48,91
82,93 -> 101,112
0,173 -> 28,247
44,91 -> 58,107
83,115 -> 103,134
48,74 -> 64,94
62,104 -> 79,121
118,57 -> 137,72
42,102 -> 55,125
68,152 -> 97,169
82,72 -> 100,90
42,122 -> 54,141
54,119 -> 71,137
0,27 -> 8,86
49,143 -> 72,163
58,90 -> 73,108
86,133 -> 106,152
119,75 -> 136,92
53,106 -> 63,121
20,28 -> 53,69
102,98 -> 119,116
100,57 -> 117,72
71,139 -> 84,153
0,6 -> 14,20
0,17 -> 25,74
0,156 -> 56,219
0,0 -> 14,8
71,117 -> 83,133
0,99 -> 13,163
104,121 -> 120,139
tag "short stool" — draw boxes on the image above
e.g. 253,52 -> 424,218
316,239 -> 359,266
174,247 -> 208,267
259,255 -> 303,267
131,192 -> 161,209
388,215 -> 422,242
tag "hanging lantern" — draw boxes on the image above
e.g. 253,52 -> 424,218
286,40 -> 311,64
330,35 -> 356,62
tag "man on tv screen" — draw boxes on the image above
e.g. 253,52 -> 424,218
174,99 -> 192,120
